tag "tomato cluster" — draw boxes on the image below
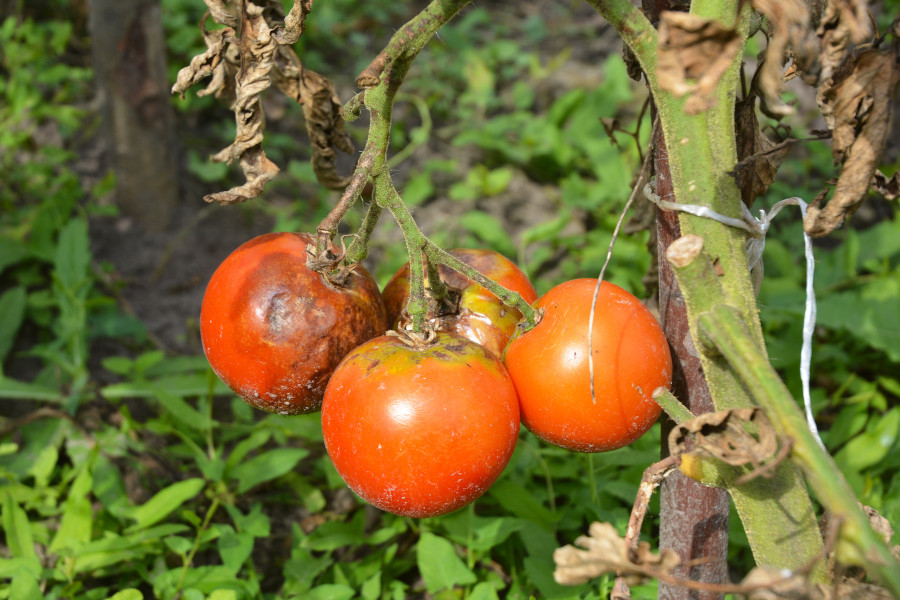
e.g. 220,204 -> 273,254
201,236 -> 672,518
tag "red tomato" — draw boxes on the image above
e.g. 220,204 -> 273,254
503,279 -> 672,452
200,232 -> 388,415
381,249 -> 538,357
321,332 -> 520,518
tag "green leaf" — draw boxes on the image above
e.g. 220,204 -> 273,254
1,491 -> 37,561
416,532 -> 477,594
151,386 -> 214,432
9,573 -> 42,600
835,407 -> 900,473
229,447 -> 308,494
123,478 -> 205,531
0,375 -> 63,402
105,590 -> 144,600
163,535 -> 193,556
218,530 -> 254,574
0,287 -> 26,367
487,479 -> 557,530
306,511 -> 366,551
0,557 -> 41,579
0,236 -> 30,276
304,584 -> 356,600
458,211 -> 516,258
53,217 -> 90,290
50,459 -> 94,552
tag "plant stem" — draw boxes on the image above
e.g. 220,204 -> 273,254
346,200 -> 383,263
582,0 -> 658,86
652,388 -> 695,425
316,0 -> 473,256
698,305 -> 900,595
175,494 -> 221,597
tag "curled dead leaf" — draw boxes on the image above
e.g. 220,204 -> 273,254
806,48 -> 899,236
202,0 -> 239,27
732,90 -> 789,206
872,170 -> 900,200
554,522 -> 680,586
742,565 -> 893,599
668,408 -> 778,469
656,12 -> 742,114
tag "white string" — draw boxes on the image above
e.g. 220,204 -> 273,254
644,183 -> 825,447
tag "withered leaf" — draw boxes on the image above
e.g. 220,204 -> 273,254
872,170 -> 900,200
733,93 -> 789,206
817,0 -> 872,83
750,0 -> 817,116
656,12 -> 742,114
202,0 -> 239,27
743,566 -> 893,599
171,21 -> 235,99
554,522 -> 680,586
204,146 -> 279,205
668,408 -> 778,468
806,48 -> 899,236
273,0 -> 313,45
272,51 -> 354,190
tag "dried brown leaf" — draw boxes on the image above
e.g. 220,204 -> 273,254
733,93 -> 789,205
657,12 -> 742,114
273,0 -> 313,45
817,0 -> 872,83
668,408 -> 778,468
806,48 -> 899,236
872,169 -> 900,200
204,146 -> 279,205
554,522 -> 680,586
357,52 -> 388,89
171,24 -> 235,99
743,566 -> 893,600
271,51 -> 354,190
202,0 -> 239,27
751,0 -> 818,116
202,3 -> 280,205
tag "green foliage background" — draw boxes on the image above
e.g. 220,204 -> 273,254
1,1 -> 898,599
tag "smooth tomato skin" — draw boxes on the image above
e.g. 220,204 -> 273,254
200,232 -> 388,415
321,332 -> 520,518
503,279 -> 672,453
381,249 -> 538,356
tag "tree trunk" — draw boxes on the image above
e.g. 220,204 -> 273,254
88,0 -> 178,232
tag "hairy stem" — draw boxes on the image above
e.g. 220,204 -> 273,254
346,200 -> 383,263
699,305 -> 900,595
316,0 -> 472,255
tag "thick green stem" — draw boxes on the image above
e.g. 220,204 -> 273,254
699,305 -> 900,595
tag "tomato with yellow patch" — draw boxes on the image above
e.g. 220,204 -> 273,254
381,249 -> 538,357
321,332 -> 520,518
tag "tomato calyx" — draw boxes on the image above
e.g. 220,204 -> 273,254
305,234 -> 362,287
386,321 -> 438,348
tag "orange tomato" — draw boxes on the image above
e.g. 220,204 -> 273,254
321,332 -> 520,518
503,279 -> 672,452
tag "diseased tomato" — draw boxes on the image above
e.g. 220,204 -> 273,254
381,249 -> 538,357
503,279 -> 672,452
200,232 -> 388,415
321,332 -> 520,518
